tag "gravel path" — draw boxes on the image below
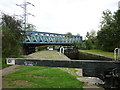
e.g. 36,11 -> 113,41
1,65 -> 20,76
1,65 -> 20,88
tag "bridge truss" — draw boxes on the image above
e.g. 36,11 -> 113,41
23,31 -> 82,45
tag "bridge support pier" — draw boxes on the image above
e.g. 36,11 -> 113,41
22,44 -> 36,55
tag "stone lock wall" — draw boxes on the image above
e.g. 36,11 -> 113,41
78,50 -> 114,61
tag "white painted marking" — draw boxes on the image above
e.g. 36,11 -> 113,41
6,58 -> 15,65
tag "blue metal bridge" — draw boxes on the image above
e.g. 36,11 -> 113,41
23,31 -> 82,45
22,31 -> 82,54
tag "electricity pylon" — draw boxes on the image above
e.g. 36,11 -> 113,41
16,0 -> 35,31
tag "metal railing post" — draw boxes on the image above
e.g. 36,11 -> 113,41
114,48 -> 117,61
60,46 -> 64,54
114,48 -> 120,61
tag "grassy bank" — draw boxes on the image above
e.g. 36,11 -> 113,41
3,66 -> 84,88
80,49 -> 114,58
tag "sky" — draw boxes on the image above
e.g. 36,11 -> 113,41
0,0 -> 119,38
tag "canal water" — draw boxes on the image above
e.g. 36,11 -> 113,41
64,49 -> 113,60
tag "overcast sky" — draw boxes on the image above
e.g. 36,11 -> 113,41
0,0 -> 119,38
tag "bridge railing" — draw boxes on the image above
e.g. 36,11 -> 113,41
23,31 -> 82,44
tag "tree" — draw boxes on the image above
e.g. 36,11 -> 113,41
76,33 -> 80,36
26,23 -> 36,31
86,30 -> 96,40
100,10 -> 113,28
66,32 -> 72,35
84,30 -> 97,49
1,13 -> 23,57
113,10 -> 120,48
97,10 -> 120,51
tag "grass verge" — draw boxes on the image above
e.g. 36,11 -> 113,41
3,66 -> 84,88
80,49 -> 114,58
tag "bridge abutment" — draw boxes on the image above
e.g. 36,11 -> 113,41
22,44 -> 36,55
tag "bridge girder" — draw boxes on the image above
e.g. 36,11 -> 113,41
23,31 -> 82,45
